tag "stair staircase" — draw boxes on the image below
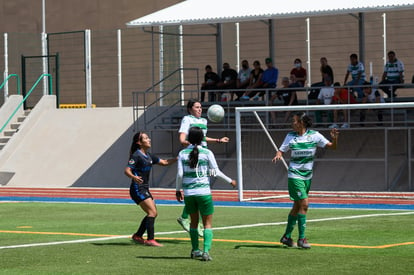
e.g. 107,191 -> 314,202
0,110 -> 31,151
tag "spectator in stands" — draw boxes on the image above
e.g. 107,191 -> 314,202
251,57 -> 279,101
330,82 -> 357,128
315,76 -> 334,127
379,50 -> 404,99
216,62 -> 238,101
344,53 -> 366,99
360,81 -> 384,126
240,60 -> 264,101
200,65 -> 220,102
309,57 -> 334,100
234,59 -> 251,100
290,58 -> 307,87
271,76 -> 299,124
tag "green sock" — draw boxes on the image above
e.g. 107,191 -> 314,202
203,228 -> 213,253
298,214 -> 307,239
284,214 -> 297,238
189,228 -> 199,251
181,207 -> 189,219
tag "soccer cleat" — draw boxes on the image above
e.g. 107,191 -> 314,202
177,217 -> 190,233
297,238 -> 311,249
201,252 -> 213,261
190,250 -> 203,259
131,234 -> 146,245
341,123 -> 349,128
253,96 -> 260,101
280,234 -> 294,247
329,123 -> 339,129
197,223 -> 204,237
240,96 -> 250,101
145,239 -> 164,247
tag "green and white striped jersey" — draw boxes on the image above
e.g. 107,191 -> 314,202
279,130 -> 330,180
176,145 -> 231,196
347,62 -> 366,81
179,115 -> 208,148
384,59 -> 404,82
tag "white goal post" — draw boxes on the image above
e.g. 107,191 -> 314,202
235,102 -> 414,202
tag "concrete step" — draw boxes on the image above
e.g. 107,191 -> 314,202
17,116 -> 26,123
0,144 -> 4,150
10,123 -> 20,130
3,130 -> 16,137
0,137 -> 10,143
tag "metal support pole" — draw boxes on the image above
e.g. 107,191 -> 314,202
216,24 -> 223,74
159,25 -> 164,106
117,29 -> 122,107
306,18 -> 311,87
3,33 -> 8,101
84,29 -> 92,108
179,25 -> 184,102
382,13 -> 387,66
268,19 -> 275,63
358,13 -> 365,65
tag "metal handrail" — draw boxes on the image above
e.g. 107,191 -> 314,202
133,67 -> 199,131
0,74 -> 21,95
0,74 -> 53,134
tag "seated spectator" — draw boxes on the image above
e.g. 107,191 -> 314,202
234,59 -> 251,100
252,57 -> 278,101
360,81 -> 384,126
290,58 -> 307,87
379,50 -> 404,99
309,57 -> 334,100
270,76 -> 299,124
240,60 -> 264,101
200,65 -> 220,102
344,53 -> 366,99
216,62 -> 238,101
330,82 -> 357,128
315,77 -> 334,127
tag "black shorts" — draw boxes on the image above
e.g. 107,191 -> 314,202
129,183 -> 153,205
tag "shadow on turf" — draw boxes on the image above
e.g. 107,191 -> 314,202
136,256 -> 189,260
234,244 -> 286,249
91,239 -> 185,247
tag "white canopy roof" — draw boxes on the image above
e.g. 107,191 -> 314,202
126,0 -> 414,27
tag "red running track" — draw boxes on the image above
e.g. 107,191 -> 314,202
0,187 -> 413,205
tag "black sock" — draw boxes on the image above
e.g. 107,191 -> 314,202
146,217 -> 155,240
136,216 -> 148,237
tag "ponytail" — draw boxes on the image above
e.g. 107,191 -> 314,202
187,126 -> 204,168
189,147 -> 199,169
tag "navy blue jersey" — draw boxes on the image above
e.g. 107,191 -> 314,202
127,150 -> 160,188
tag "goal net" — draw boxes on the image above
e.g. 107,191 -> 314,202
235,102 -> 414,202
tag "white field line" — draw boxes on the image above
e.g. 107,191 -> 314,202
1,211 -> 413,250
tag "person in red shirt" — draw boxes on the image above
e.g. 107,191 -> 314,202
330,82 -> 357,128
290,58 -> 307,87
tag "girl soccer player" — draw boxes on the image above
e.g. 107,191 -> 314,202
177,99 -> 229,236
272,112 -> 338,248
176,127 -> 236,261
125,131 -> 176,247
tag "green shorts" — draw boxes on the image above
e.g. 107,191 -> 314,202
288,178 -> 312,201
184,194 -> 214,216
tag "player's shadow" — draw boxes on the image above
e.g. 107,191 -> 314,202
234,244 -> 286,249
136,256 -> 189,260
91,239 -> 185,247
92,242 -> 133,246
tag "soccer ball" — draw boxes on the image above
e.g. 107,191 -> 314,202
207,104 -> 225,123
